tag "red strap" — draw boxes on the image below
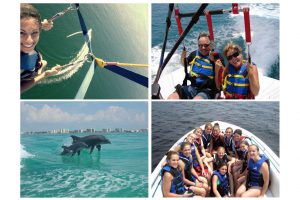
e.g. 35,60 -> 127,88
174,7 -> 183,35
205,12 -> 214,41
232,3 -> 239,14
243,7 -> 251,43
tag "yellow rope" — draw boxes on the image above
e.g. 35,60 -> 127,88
94,57 -> 148,68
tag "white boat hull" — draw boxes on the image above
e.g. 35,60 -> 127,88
158,67 -> 279,100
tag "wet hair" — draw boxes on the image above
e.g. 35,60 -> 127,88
217,162 -> 228,170
198,32 -> 212,41
217,146 -> 225,152
166,150 -> 179,161
213,123 -> 220,130
193,127 -> 202,134
240,141 -> 249,146
225,127 -> 233,133
223,42 -> 242,57
21,3 -> 42,28
234,129 -> 243,136
204,122 -> 213,130
249,144 -> 260,152
180,142 -> 191,152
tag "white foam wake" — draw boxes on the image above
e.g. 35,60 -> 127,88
42,29 -> 92,84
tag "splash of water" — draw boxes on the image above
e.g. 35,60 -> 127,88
42,29 -> 92,84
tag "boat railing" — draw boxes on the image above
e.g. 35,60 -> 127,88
248,135 -> 280,172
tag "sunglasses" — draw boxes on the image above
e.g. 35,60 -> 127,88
227,51 -> 240,61
198,43 -> 210,48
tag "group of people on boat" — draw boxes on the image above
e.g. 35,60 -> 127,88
168,32 -> 260,100
161,122 -> 270,197
21,4 -> 63,93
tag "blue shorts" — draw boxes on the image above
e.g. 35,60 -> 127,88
182,85 -> 210,99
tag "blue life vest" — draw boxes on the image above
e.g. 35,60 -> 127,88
202,131 -> 212,149
179,152 -> 195,182
161,165 -> 186,194
189,50 -> 214,86
224,136 -> 235,155
224,61 -> 254,99
21,50 -> 42,81
210,170 -> 230,197
247,154 -> 269,187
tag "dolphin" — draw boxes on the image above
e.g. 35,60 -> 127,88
70,135 -> 111,154
61,142 -> 88,156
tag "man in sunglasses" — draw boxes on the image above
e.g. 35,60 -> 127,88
168,32 -> 222,99
222,43 -> 260,99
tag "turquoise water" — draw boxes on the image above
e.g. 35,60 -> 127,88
21,4 -> 148,99
21,133 -> 148,197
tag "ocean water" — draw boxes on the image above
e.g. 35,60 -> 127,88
151,3 -> 279,80
21,133 -> 148,197
151,101 -> 279,171
21,4 -> 148,99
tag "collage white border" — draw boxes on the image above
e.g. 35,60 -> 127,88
2,0 -> 299,199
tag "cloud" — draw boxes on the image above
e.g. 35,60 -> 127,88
21,103 -> 146,124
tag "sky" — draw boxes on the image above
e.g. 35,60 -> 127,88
21,101 -> 148,132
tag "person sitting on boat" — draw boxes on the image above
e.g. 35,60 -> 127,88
21,3 -> 62,93
161,150 -> 204,197
210,163 -> 231,197
222,42 -> 260,99
178,142 -> 209,197
167,32 -> 222,99
209,123 -> 225,155
193,128 -> 211,178
224,127 -> 235,157
174,133 -> 210,178
205,146 -> 235,195
202,122 -> 213,158
232,141 -> 249,195
235,144 -> 270,197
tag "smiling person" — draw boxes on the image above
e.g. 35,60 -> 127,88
222,42 -> 260,99
235,144 -> 270,197
168,32 -> 221,99
21,3 -> 61,93
161,151 -> 198,197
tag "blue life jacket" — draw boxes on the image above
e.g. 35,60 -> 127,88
161,165 -> 186,194
247,154 -> 269,187
190,143 -> 200,169
202,131 -> 212,149
224,61 -> 254,99
224,136 -> 235,155
21,50 -> 42,81
189,50 -> 214,86
179,152 -> 195,182
210,170 -> 230,197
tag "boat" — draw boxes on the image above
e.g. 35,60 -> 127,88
151,3 -> 280,100
158,67 -> 279,99
151,121 -> 280,197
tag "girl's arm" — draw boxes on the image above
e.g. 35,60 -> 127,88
211,175 -> 222,197
259,162 -> 270,197
162,172 -> 183,197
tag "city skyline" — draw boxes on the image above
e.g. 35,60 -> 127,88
21,102 -> 148,132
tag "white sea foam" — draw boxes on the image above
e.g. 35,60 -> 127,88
42,29 -> 92,84
230,5 -> 279,75
21,144 -> 34,159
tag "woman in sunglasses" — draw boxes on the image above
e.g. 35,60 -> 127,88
222,43 -> 260,99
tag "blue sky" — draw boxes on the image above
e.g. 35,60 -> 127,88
21,102 -> 148,132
